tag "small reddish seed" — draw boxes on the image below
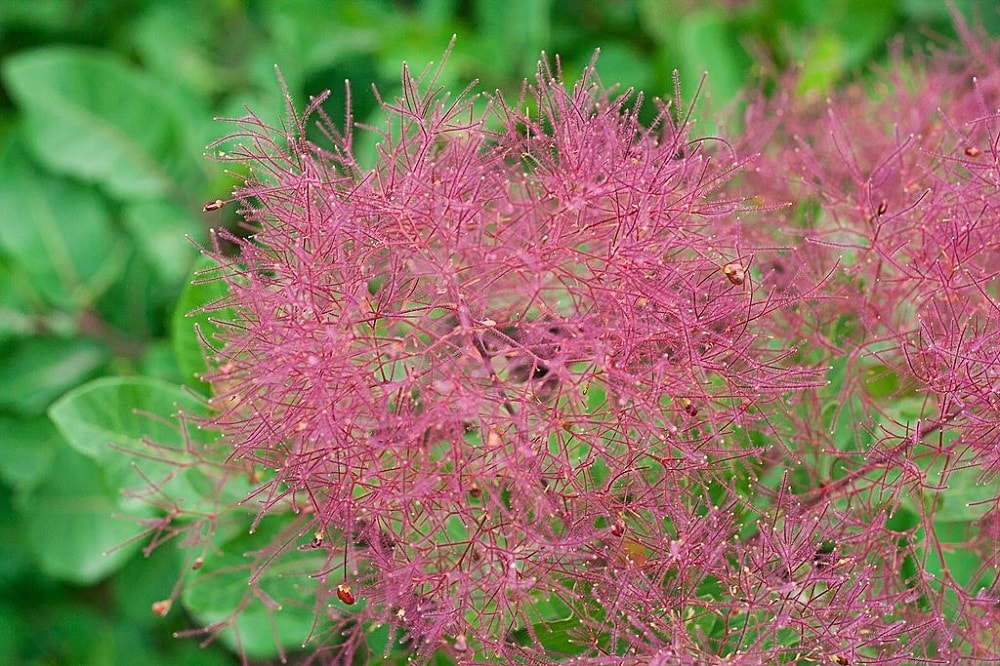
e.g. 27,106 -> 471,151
722,263 -> 745,286
191,556 -> 204,571
964,146 -> 981,157
311,530 -> 325,548
680,398 -> 699,417
151,599 -> 172,617
203,199 -> 226,211
336,583 -> 356,605
875,199 -> 888,216
611,520 -> 626,537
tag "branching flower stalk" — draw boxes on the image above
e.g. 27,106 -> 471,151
142,35 -> 1000,666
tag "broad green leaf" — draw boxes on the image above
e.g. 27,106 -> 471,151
903,0 -> 1000,33
593,43 -> 654,103
122,199 -> 203,284
0,601 -> 23,665
260,0 -> 387,77
0,415 -> 60,491
49,376 -> 207,464
0,136 -> 124,310
508,616 -> 584,657
0,487 -> 34,588
796,32 -> 846,96
45,600 -> 118,665
862,362 -> 900,400
920,521 -> 994,592
182,513 -> 325,660
675,8 -> 747,114
793,0 -> 896,95
0,261 -> 37,344
172,253 -> 233,392
129,3 -> 223,98
17,444 -> 143,584
93,249 -> 173,343
834,1 -> 896,69
111,544 -> 235,664
48,376 -> 220,514
3,47 -> 188,198
641,4 -> 748,134
474,0 -> 553,76
0,336 -> 108,414
925,463 -> 999,524
365,622 -> 393,661
138,339 -> 186,385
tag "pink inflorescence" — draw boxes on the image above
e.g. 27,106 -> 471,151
193,56 -> 812,663
738,25 -> 1000,664
178,34 -> 1000,664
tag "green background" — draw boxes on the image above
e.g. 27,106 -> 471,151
1,1 -> 996,663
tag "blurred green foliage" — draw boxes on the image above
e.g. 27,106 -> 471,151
1,0 -> 997,663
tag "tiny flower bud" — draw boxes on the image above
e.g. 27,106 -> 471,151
152,599 -> 172,617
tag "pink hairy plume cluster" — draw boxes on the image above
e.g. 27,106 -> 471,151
185,56 -> 812,663
152,35 -> 1000,666
735,26 -> 1000,665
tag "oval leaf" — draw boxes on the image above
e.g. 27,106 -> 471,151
0,136 -> 124,310
172,253 -> 233,392
3,47 -> 186,197
182,514 -> 324,660
17,445 -> 142,584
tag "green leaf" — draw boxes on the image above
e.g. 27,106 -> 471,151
49,376 -> 206,463
182,513 -> 325,660
920,521 -> 994,591
593,43 -> 654,100
172,254 -> 233,392
862,362 -> 899,400
3,47 -> 188,198
260,0 -> 386,77
122,199 -> 203,284
474,0 -> 553,76
16,443 -> 143,584
675,8 -> 747,112
508,616 -> 583,657
48,376 -> 214,513
793,0 -> 897,95
0,601 -> 24,665
927,464 -> 999,524
0,336 -> 108,414
111,543 -> 236,665
42,599 -> 117,665
138,339 -> 186,385
94,249 -> 173,342
129,3 -> 225,98
0,415 -> 60,492
796,32 -> 846,96
0,486 -> 35,588
0,136 -> 125,310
